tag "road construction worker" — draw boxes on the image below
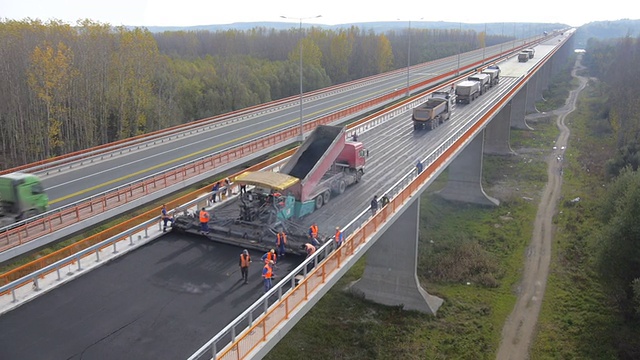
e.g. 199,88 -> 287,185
262,259 -> 274,293
276,231 -> 287,258
308,223 -> 319,242
161,204 -> 173,232
261,249 -> 277,264
334,226 -> 343,249
370,196 -> 378,216
380,195 -> 390,207
199,207 -> 210,234
210,181 -> 221,203
239,249 -> 251,284
302,243 -> 316,258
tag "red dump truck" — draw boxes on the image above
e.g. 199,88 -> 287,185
412,91 -> 455,131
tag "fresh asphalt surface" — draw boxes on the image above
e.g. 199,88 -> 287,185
0,232 -> 304,360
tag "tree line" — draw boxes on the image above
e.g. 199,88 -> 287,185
582,35 -> 640,356
0,19 -> 509,168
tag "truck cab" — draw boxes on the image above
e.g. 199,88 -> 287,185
0,173 -> 49,222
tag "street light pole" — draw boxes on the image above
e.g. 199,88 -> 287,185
457,22 -> 462,75
407,20 -> 411,97
281,14 -> 322,141
399,18 -> 422,97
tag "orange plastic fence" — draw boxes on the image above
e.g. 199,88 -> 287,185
213,50 -> 554,358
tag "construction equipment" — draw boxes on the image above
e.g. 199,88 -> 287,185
172,125 -> 367,255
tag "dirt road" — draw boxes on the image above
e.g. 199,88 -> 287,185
496,57 -> 588,360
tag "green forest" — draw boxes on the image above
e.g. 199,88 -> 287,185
0,19 -> 510,169
579,36 -> 640,357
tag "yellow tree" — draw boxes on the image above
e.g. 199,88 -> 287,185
326,30 -> 354,83
375,33 -> 394,73
110,27 -> 158,139
27,41 -> 75,158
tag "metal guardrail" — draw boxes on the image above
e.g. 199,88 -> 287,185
188,39 -> 567,359
0,34 -> 564,358
0,36 -> 530,254
0,88 -> 405,255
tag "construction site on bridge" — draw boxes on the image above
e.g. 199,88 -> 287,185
172,125 -> 367,255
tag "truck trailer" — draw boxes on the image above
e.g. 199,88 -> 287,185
412,91 -> 454,131
455,80 -> 481,104
0,173 -> 49,227
172,125 -> 367,255
524,48 -> 535,59
481,68 -> 500,87
468,73 -> 491,95
518,52 -> 529,62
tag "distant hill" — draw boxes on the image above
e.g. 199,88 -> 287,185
574,19 -> 640,48
140,21 -> 567,38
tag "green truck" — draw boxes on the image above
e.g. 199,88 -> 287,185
0,173 -> 49,226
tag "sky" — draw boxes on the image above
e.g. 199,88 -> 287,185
1,0 -> 637,28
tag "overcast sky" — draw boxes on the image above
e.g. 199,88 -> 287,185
1,0 -> 637,27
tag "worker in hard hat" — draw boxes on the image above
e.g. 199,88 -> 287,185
262,259 -> 275,293
239,249 -> 251,284
276,230 -> 287,258
334,226 -> 343,249
261,249 -> 277,264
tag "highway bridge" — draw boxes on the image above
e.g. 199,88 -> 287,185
0,33 -> 546,262
0,30 -> 574,359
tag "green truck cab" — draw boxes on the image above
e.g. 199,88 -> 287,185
0,173 -> 49,224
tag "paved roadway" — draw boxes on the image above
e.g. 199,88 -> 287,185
40,44 -> 516,209
0,38 -> 561,359
0,232 -> 305,359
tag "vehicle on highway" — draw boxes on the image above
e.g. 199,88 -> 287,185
518,52 -> 530,62
0,173 -> 48,226
412,91 -> 455,131
455,80 -> 481,104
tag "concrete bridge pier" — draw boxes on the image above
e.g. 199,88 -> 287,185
350,200 -> 444,315
510,85 -> 533,130
525,72 -> 540,113
437,132 -> 500,206
484,101 -> 516,156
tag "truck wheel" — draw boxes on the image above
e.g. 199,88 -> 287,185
337,180 -> 346,195
315,195 -> 324,210
355,169 -> 364,183
323,191 -> 331,204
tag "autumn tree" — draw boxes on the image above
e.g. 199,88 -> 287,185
27,41 -> 76,158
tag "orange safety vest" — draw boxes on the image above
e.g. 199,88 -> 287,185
240,254 -> 251,268
335,229 -> 342,242
267,252 -> 277,262
263,264 -> 273,279
276,232 -> 287,246
310,224 -> 318,238
199,210 -> 209,223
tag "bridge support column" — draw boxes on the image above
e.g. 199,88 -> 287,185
437,131 -> 500,206
350,199 -> 443,315
484,101 -> 516,156
525,75 -> 539,114
510,86 -> 532,130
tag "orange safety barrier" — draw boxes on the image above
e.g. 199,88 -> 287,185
0,148 -> 297,287
0,44 -> 525,286
214,48 -> 555,358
